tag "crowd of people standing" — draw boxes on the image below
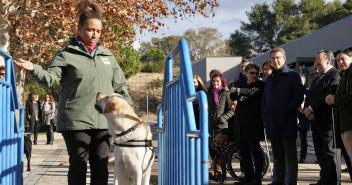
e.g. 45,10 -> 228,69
2,0 -> 350,184
197,47 -> 352,185
25,93 -> 56,145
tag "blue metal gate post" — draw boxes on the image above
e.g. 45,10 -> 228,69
157,39 -> 209,185
0,49 -> 25,185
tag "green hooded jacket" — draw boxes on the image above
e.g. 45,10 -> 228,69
29,38 -> 132,132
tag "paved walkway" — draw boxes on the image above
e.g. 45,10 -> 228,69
24,132 -> 352,185
23,133 -> 158,185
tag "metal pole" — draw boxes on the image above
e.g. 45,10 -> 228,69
331,107 -> 338,172
264,128 -> 273,176
147,90 -> 149,122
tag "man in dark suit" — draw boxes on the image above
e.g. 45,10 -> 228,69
262,48 -> 304,185
304,50 -> 341,185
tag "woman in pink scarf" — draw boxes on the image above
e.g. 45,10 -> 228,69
207,71 -> 234,181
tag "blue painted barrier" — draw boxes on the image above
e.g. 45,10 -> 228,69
0,49 -> 25,185
157,39 -> 209,185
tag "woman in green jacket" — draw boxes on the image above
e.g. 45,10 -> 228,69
326,49 -> 352,168
14,1 -> 132,184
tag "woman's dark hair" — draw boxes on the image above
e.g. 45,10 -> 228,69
76,0 -> 103,26
210,71 -> 228,88
262,60 -> 274,70
245,63 -> 261,73
335,49 -> 352,57
241,59 -> 251,64
209,69 -> 221,79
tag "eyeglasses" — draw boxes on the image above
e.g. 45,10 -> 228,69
0,73 -> 5,76
248,72 -> 259,76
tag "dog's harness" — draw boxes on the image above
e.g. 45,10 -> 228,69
113,122 -> 155,173
114,139 -> 153,148
115,122 -> 140,138
113,122 -> 154,150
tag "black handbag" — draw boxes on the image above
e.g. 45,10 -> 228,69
50,118 -> 57,126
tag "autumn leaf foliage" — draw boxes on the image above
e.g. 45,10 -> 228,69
2,0 -> 219,67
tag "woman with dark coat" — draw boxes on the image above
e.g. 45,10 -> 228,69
193,75 -> 207,129
26,93 -> 42,145
207,71 -> 234,180
230,63 -> 265,185
326,49 -> 352,167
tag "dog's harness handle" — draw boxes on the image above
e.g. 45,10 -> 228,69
114,140 -> 153,148
115,122 -> 140,138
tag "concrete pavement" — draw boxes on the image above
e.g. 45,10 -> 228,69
23,133 -> 158,185
24,132 -> 352,185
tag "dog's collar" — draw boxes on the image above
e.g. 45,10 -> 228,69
115,122 -> 140,138
114,139 -> 153,149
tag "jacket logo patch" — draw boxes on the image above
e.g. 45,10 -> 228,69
101,57 -> 111,65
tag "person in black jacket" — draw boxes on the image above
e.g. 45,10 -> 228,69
229,59 -> 252,88
207,71 -> 234,180
193,75 -> 207,129
297,75 -> 310,163
304,50 -> 341,185
262,48 -> 304,185
26,93 -> 42,145
230,63 -> 265,185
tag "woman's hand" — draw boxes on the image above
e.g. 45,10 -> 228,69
13,58 -> 34,71
325,94 -> 335,105
231,100 -> 237,111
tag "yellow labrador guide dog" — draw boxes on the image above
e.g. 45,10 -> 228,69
95,92 -> 155,185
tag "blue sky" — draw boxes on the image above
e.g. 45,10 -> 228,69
133,0 -> 340,48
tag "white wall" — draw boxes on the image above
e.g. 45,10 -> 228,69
192,56 -> 242,87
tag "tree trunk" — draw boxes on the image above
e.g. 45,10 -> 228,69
0,2 -> 26,105
0,13 -> 9,66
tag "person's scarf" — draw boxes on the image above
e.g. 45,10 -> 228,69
78,36 -> 98,54
211,86 -> 224,108
273,66 -> 284,82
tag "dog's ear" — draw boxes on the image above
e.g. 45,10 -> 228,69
104,100 -> 117,113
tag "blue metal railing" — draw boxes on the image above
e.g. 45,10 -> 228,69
0,49 -> 25,185
157,39 -> 209,185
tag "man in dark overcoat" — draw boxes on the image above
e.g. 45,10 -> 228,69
261,48 -> 304,185
304,50 -> 341,185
